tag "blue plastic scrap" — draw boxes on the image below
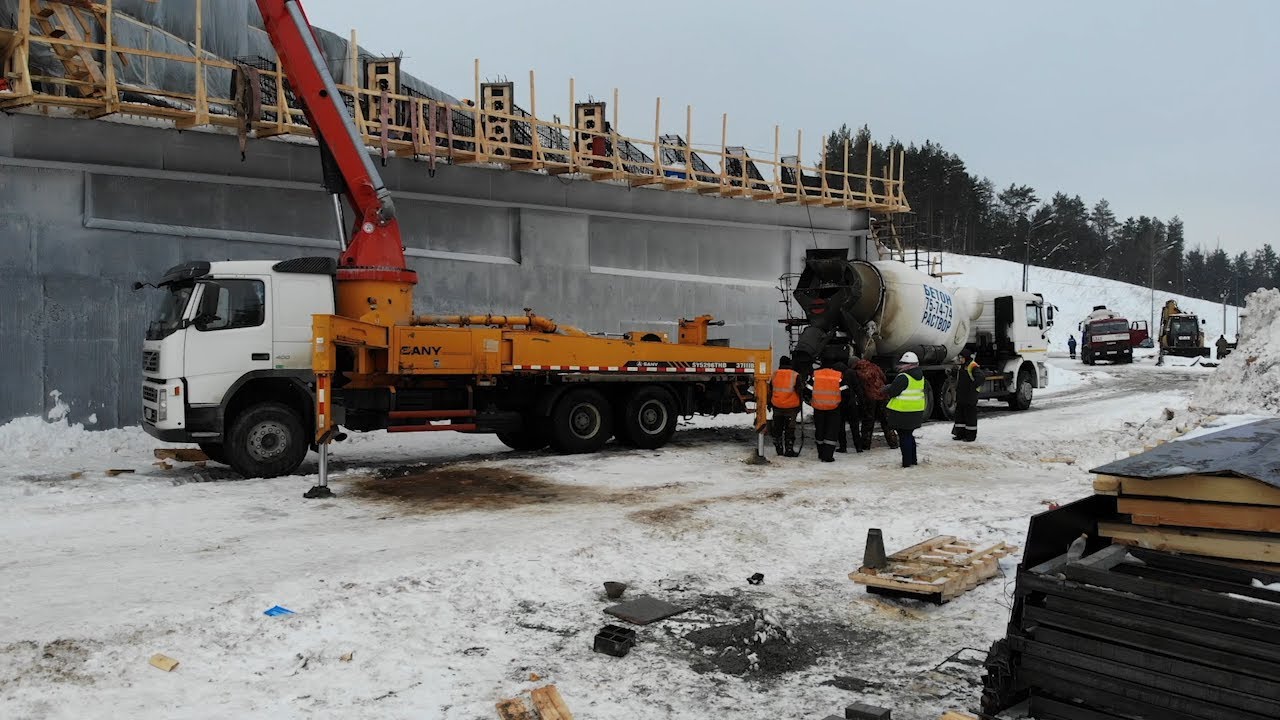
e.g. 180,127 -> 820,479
263,605 -> 295,617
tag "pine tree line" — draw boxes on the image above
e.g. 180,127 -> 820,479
822,125 -> 1275,305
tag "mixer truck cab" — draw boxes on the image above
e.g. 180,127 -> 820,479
139,258 -> 333,468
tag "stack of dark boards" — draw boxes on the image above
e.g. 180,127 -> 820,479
982,419 -> 1280,719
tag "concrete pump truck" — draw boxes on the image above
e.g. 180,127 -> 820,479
138,0 -> 771,493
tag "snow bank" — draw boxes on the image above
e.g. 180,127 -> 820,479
0,417 -> 173,474
1192,289 -> 1280,415
1041,361 -> 1087,396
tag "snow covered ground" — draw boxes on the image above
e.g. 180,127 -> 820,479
938,253 -> 1243,354
0,359 -> 1210,720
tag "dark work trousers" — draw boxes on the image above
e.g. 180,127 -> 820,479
898,429 -> 918,467
771,407 -> 799,455
838,406 -> 863,452
860,404 -> 897,449
952,404 -> 979,441
813,409 -> 843,461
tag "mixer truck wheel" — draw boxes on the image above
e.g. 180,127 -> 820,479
548,388 -> 614,454
1007,368 -> 1034,411
936,376 -> 958,422
922,378 -> 936,422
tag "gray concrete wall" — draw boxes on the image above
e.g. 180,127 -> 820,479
0,113 -> 870,428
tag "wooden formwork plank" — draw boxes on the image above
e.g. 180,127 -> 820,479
1119,497 -> 1280,534
1096,474 -> 1280,507
1099,522 -> 1280,564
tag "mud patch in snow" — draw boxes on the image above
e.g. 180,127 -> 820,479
352,465 -> 569,510
677,595 -> 873,678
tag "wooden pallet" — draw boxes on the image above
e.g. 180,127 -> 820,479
849,536 -> 1017,603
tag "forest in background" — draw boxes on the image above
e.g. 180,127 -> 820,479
823,125 -> 1272,306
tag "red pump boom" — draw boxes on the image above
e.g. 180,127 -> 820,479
254,0 -> 417,325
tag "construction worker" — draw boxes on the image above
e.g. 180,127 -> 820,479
1216,335 -> 1231,359
835,361 -> 863,453
853,355 -> 897,451
951,346 -> 986,442
1067,335 -> 1077,359
805,357 -> 847,463
883,351 -> 926,468
769,356 -> 801,457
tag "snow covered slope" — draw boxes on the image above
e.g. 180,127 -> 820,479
938,253 -> 1243,352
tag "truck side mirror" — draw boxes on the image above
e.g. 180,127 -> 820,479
193,282 -> 223,329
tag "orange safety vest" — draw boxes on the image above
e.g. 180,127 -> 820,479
771,369 -> 801,409
810,368 -> 843,411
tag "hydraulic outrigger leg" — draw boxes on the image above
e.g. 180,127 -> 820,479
304,371 -> 336,499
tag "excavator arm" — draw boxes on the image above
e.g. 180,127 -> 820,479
254,0 -> 417,323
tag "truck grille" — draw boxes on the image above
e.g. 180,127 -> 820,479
143,350 -> 159,372
142,385 -> 159,403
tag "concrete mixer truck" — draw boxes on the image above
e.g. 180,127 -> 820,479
785,249 -> 1051,419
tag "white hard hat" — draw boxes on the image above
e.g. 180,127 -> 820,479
899,351 -> 919,364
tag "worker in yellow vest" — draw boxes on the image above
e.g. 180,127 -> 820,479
883,351 -> 926,468
805,357 -> 848,462
769,355 -> 801,457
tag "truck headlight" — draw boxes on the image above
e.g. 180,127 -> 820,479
158,393 -> 168,422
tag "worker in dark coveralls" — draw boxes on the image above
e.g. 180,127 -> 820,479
805,357 -> 847,463
834,361 -> 863,453
1067,335 -> 1077,359
853,355 -> 897,451
769,355 -> 801,457
883,351 -> 926,468
951,346 -> 986,442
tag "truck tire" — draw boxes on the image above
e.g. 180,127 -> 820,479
1007,368 -> 1033,411
922,378 -> 935,422
616,386 -> 678,449
548,388 -> 614,454
225,402 -> 309,478
936,374 -> 958,422
198,442 -> 228,465
496,425 -> 548,451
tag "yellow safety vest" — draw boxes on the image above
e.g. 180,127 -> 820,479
886,373 -> 926,413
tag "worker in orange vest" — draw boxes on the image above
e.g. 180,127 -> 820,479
804,356 -> 847,462
769,355 -> 801,457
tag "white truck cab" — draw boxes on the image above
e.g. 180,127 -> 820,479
140,258 -> 335,475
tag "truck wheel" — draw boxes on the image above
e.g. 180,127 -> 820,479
936,375 -> 958,422
548,388 -> 613,454
225,402 -> 309,478
617,386 -> 678,449
198,442 -> 228,465
1007,368 -> 1033,411
922,378 -> 935,423
496,426 -> 548,451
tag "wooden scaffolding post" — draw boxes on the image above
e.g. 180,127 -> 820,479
568,76 -> 575,170
842,135 -> 850,204
528,69 -> 541,166
652,96 -> 662,177
773,124 -> 780,189
473,58 -> 484,159
684,104 -> 694,180
612,87 -> 620,170
348,30 -> 368,136
819,133 -> 829,201
193,0 -> 206,124
719,112 -> 727,189
865,129 -> 874,203
103,0 -> 117,104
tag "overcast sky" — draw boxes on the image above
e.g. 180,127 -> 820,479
302,0 -> 1277,255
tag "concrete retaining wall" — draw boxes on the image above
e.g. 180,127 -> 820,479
0,113 -> 870,428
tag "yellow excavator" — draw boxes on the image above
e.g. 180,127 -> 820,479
1158,300 -> 1210,360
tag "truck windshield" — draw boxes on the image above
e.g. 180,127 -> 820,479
146,282 -> 194,341
1092,320 -> 1129,335
1170,319 -> 1198,335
